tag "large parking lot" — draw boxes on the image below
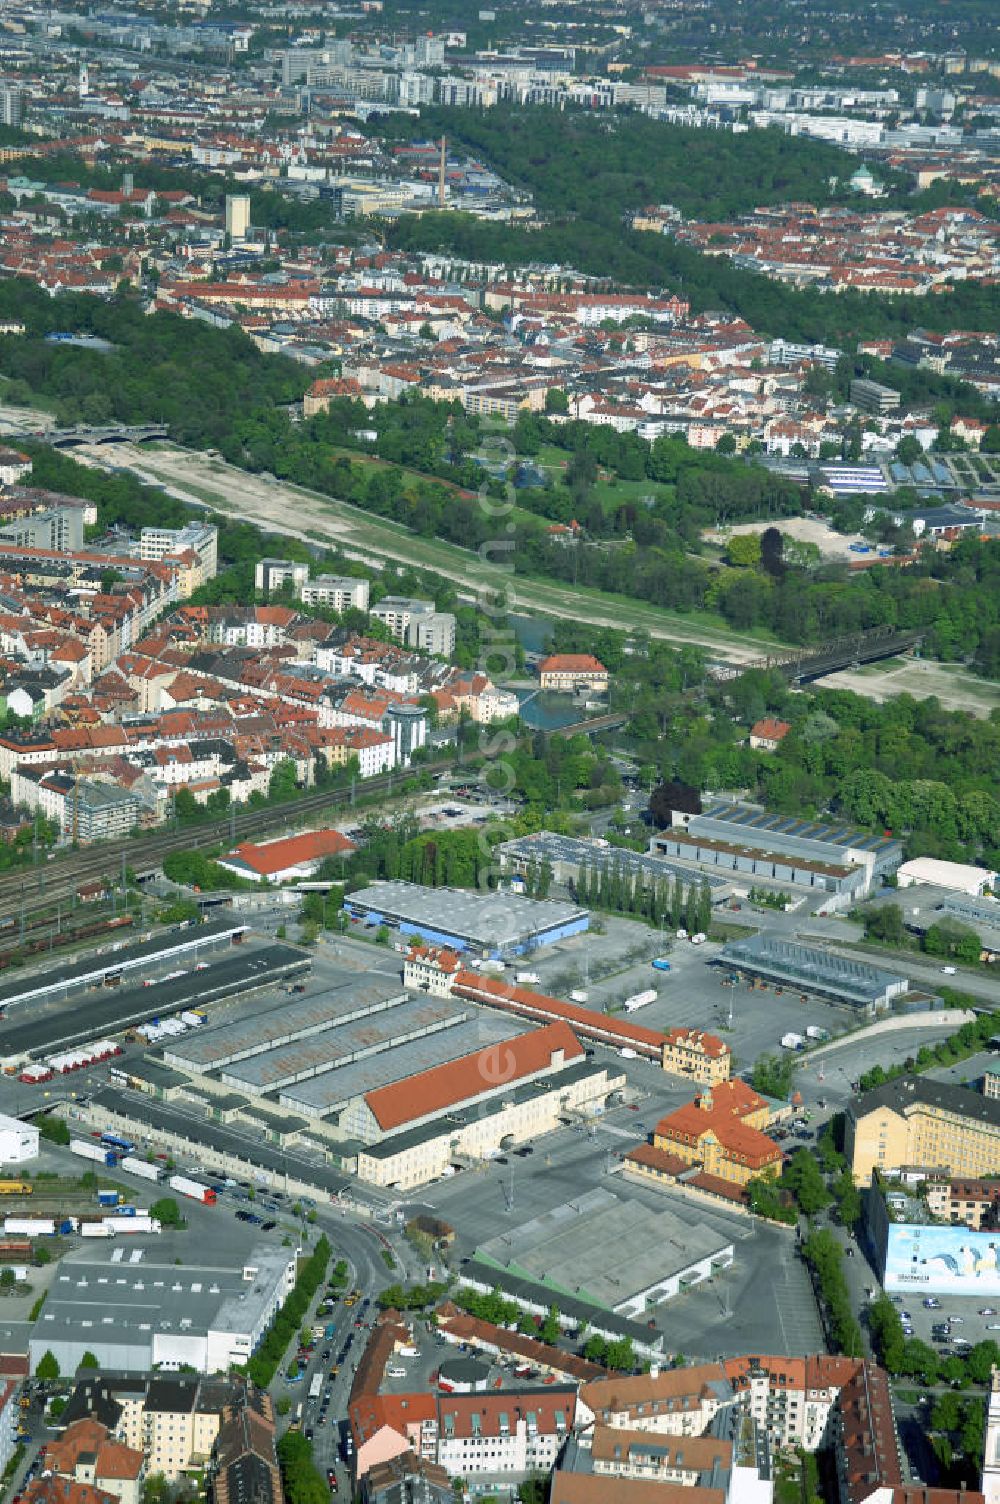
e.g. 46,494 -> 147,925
507,919 -> 865,1077
883,1289 -> 1000,1357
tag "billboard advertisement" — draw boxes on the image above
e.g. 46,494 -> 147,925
884,1223 -> 1000,1296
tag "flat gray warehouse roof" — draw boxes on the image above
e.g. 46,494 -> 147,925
278,1014 -> 524,1119
163,974 -> 406,1072
475,1186 -> 732,1310
345,880 -> 587,949
219,995 -> 470,1093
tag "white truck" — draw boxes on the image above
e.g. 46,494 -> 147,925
806,1025 -> 830,1042
569,989 -> 589,1003
781,1031 -> 806,1051
623,990 -> 656,1013
515,972 -> 540,986
168,1174 -> 216,1205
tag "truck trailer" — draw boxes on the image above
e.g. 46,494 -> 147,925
71,1139 -> 117,1167
120,1156 -> 163,1183
168,1174 -> 217,1205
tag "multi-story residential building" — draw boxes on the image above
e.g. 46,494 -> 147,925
317,725 -> 396,778
254,558 -> 310,596
299,575 -> 370,612
138,523 -> 218,592
0,504 -> 84,552
42,1419 -> 144,1504
0,1380 -> 18,1482
436,1390 -> 576,1480
537,654 -> 609,693
370,597 -> 456,656
11,767 -> 144,842
350,1388 -> 574,1485
411,611 -> 456,658
661,1027 -> 732,1086
209,1387 -> 282,1504
370,596 -> 435,639
576,1367 -> 732,1438
924,1177 -> 1000,1230
845,1076 -> 1000,1185
60,1376 -> 231,1481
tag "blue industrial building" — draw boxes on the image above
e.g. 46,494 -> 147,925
343,879 -> 589,958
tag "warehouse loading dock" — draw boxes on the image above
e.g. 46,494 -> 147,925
0,943 -> 309,1065
0,919 -> 250,1012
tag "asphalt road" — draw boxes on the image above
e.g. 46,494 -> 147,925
273,1212 -> 399,1491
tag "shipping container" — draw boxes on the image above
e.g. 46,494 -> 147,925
4,1219 -> 54,1236
168,1174 -> 217,1205
0,1182 -> 31,1196
96,1190 -> 121,1207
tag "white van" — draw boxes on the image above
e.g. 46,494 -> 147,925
386,1364 -> 408,1378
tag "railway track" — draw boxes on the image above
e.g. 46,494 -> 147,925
0,758 -> 461,924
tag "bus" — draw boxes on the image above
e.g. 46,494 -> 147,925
100,1133 -> 136,1154
308,1374 -> 323,1402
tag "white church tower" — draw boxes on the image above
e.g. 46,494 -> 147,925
984,1366 -> 1000,1504
78,63 -> 89,98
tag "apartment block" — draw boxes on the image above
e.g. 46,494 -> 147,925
254,558 -> 310,596
300,575 -> 371,612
